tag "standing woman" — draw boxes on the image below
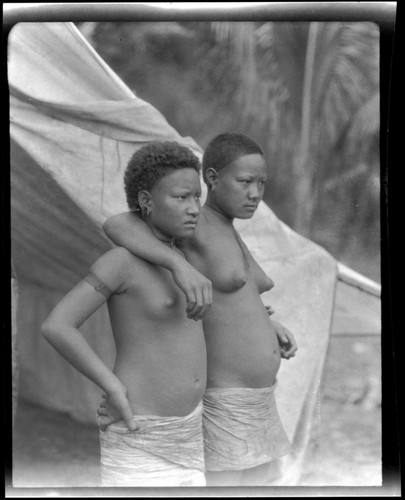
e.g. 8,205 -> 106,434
41,142 -> 207,487
101,133 -> 297,486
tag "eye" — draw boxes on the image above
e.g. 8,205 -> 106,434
239,179 -> 251,185
176,196 -> 186,201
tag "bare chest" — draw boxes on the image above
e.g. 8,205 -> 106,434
110,263 -> 185,319
189,230 -> 250,294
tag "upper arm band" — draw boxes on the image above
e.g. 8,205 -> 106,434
83,271 -> 113,300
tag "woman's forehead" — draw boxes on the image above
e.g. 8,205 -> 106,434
223,154 -> 267,174
154,168 -> 201,191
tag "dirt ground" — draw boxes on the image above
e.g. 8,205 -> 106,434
9,336 -> 387,495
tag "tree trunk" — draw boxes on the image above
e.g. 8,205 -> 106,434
293,22 -> 319,236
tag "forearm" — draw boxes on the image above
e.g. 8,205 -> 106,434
103,213 -> 212,319
103,213 -> 184,272
42,323 -> 122,394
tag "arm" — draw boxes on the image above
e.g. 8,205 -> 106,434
41,256 -> 137,431
103,212 -> 212,319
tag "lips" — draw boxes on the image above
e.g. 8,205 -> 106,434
244,205 -> 258,210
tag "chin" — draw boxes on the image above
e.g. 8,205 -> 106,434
238,212 -> 255,220
177,228 -> 195,239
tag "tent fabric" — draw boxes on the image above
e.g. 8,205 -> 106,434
11,87 -> 203,149
8,22 -> 370,484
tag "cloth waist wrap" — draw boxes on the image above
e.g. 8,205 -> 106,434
202,383 -> 292,471
99,401 -> 205,487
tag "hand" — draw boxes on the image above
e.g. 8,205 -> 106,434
272,319 -> 298,360
97,394 -> 121,431
171,260 -> 212,321
97,385 -> 138,432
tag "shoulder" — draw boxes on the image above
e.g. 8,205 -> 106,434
91,247 -> 135,269
188,211 -> 211,247
88,247 -> 142,292
103,211 -> 138,231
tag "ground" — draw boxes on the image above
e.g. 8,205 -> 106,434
9,336 -> 385,494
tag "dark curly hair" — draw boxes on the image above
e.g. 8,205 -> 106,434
202,132 -> 264,187
124,141 -> 201,211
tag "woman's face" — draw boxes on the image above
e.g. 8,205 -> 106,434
147,168 -> 201,241
210,154 -> 267,219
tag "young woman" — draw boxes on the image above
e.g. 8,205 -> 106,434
41,141 -> 207,487
101,133 -> 297,486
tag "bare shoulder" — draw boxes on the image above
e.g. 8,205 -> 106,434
88,247 -> 144,292
188,211 -> 211,248
92,246 -> 137,268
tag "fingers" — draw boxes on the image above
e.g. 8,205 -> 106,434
283,337 -> 298,356
97,403 -> 137,432
274,321 -> 297,360
286,347 -> 298,357
280,345 -> 297,360
186,282 -> 212,321
186,288 -> 204,320
276,328 -> 289,346
279,328 -> 298,359
121,405 -> 138,432
172,263 -> 212,320
198,283 -> 213,320
97,414 -> 116,431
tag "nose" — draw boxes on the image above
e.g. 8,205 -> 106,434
187,198 -> 200,216
248,182 -> 262,200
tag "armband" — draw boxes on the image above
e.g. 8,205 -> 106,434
83,272 -> 113,300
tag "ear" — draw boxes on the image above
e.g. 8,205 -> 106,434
206,168 -> 219,190
138,190 -> 152,214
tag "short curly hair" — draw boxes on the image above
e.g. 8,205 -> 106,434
124,141 -> 201,211
202,132 -> 264,186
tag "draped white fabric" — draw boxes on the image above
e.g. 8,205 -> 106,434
9,22 -> 378,483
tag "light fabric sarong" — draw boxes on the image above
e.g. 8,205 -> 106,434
203,384 -> 291,471
100,401 -> 206,487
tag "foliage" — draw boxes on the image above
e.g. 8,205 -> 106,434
78,21 -> 380,278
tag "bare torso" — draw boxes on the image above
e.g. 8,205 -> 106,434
182,207 -> 281,389
105,247 -> 206,416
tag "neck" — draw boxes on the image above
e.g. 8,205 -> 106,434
146,222 -> 176,248
204,196 -> 233,224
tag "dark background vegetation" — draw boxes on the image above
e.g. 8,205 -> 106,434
78,20 -> 381,281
